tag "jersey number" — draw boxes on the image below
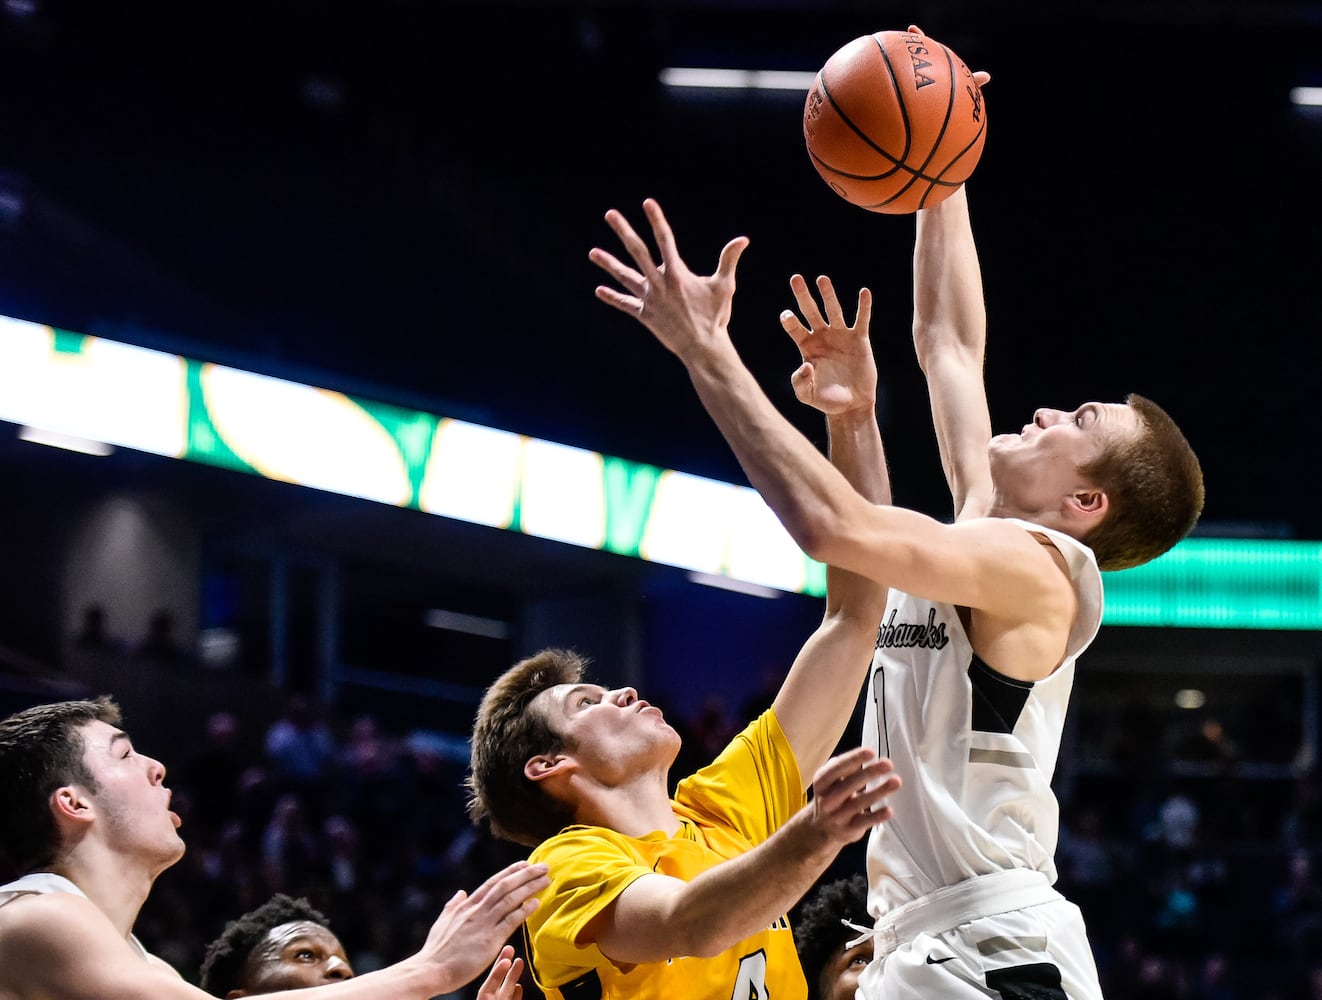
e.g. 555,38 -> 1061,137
729,949 -> 768,1000
871,664 -> 890,758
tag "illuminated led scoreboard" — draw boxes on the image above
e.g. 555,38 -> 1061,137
1,313 -> 1319,629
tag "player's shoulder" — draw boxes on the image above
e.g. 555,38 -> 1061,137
0,887 -> 106,943
954,515 -> 1061,556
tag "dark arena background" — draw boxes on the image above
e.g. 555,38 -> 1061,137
1,2 -> 1320,996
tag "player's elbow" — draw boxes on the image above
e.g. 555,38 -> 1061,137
686,937 -> 732,960
780,505 -> 846,565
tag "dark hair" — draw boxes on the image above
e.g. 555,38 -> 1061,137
793,874 -> 869,1000
199,894 -> 333,996
0,696 -> 122,878
466,648 -> 585,847
1081,393 -> 1204,571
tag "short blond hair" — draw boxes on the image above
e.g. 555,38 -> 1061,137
1081,394 -> 1204,571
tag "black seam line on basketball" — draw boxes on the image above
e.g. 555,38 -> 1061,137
816,115 -> 983,186
859,111 -> 985,207
872,33 -> 914,165
811,88 -> 904,179
926,124 -> 987,189
817,39 -> 984,197
915,44 -> 959,209
867,35 -> 954,208
812,36 -> 913,177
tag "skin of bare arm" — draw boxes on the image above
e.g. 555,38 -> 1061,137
911,186 -> 996,522
588,199 -> 1074,681
771,272 -> 892,783
0,861 -> 549,1000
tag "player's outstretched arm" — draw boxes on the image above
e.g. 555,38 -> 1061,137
781,272 -> 890,509
912,185 -> 995,520
590,747 -> 899,965
590,200 -> 874,573
589,199 -> 1055,617
772,272 -> 891,780
0,861 -> 548,1000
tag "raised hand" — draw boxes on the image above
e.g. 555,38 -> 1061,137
801,746 -> 900,847
780,274 -> 876,417
476,945 -> 525,1000
415,860 -> 549,992
589,198 -> 749,360
907,24 -> 991,88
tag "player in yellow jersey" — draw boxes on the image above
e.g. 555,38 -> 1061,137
467,271 -> 904,1000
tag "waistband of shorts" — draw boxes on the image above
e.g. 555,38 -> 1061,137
870,868 -> 1062,958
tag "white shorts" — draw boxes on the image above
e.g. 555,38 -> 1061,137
856,896 -> 1103,1000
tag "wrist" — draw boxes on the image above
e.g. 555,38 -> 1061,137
783,805 -> 844,864
394,956 -> 452,998
826,406 -> 879,431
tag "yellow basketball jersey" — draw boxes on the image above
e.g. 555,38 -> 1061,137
526,709 -> 808,1000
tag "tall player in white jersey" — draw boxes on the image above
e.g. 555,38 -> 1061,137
589,185 -> 1203,996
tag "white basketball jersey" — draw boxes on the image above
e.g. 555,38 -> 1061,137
861,519 -> 1103,921
0,872 -> 150,959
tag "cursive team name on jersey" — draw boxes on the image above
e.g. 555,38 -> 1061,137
875,607 -> 950,650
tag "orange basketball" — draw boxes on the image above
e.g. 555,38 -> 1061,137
803,28 -> 987,214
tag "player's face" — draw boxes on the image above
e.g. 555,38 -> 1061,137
233,921 -> 354,996
77,720 -> 184,867
818,938 -> 873,1000
987,401 -> 1139,513
538,683 -> 681,783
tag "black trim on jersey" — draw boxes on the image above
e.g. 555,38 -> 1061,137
984,961 -> 1066,998
524,924 -> 603,1000
968,655 -> 1034,735
560,970 -> 604,1000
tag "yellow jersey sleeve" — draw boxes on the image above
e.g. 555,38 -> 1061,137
526,826 -> 651,975
676,708 -> 804,844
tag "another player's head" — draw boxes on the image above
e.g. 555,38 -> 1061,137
988,394 -> 1202,570
199,894 -> 354,997
794,874 -> 872,1000
468,648 -> 681,847
0,696 -> 181,878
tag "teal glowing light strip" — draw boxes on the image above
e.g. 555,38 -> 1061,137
1102,539 -> 1322,629
1,312 -> 1319,626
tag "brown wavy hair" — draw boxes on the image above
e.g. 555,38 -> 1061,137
466,649 -> 586,847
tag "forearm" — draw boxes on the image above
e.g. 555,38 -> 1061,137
682,338 -> 869,568
823,405 -> 892,616
826,407 -> 890,507
618,808 -> 840,962
912,188 -> 995,516
292,962 -> 446,999
912,185 -> 985,368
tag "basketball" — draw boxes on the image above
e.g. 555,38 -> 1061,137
803,28 -> 987,214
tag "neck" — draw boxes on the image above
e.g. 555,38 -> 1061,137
49,844 -> 159,939
570,768 -> 681,839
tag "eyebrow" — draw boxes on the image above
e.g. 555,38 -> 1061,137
562,684 -> 603,703
108,731 -> 132,750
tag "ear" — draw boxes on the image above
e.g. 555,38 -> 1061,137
524,753 -> 575,785
1066,488 -> 1109,523
50,785 -> 94,826
227,990 -> 249,999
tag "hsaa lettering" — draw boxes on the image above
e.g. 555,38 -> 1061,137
900,32 -> 936,89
